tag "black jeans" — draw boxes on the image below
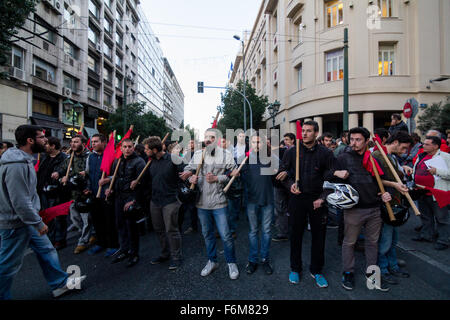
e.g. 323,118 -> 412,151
91,198 -> 119,249
115,196 -> 140,256
288,194 -> 327,275
178,201 -> 198,231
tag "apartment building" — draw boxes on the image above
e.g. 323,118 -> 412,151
163,58 -> 185,130
229,0 -> 450,136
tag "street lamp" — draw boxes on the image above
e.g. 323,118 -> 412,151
268,100 -> 281,129
233,34 -> 248,133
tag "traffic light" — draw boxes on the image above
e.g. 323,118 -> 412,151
117,134 -> 122,140
197,81 -> 204,93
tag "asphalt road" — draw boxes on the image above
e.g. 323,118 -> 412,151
10,209 -> 450,300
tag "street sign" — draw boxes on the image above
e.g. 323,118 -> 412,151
403,102 -> 412,118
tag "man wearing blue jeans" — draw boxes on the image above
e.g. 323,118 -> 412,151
181,128 -> 239,280
0,125 -> 85,299
241,134 -> 277,275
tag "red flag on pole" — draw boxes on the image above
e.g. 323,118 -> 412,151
363,150 -> 384,177
39,200 -> 73,225
373,134 -> 388,154
212,119 -> 218,128
85,137 -> 93,151
296,120 -> 302,141
115,127 -> 133,159
422,187 -> 450,208
101,133 -> 116,176
34,154 -> 40,172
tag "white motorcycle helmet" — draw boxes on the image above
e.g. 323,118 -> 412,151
323,181 -> 359,210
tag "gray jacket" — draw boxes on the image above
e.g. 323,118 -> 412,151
0,147 -> 44,230
185,147 -> 236,210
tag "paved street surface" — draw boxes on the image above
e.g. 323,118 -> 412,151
11,210 -> 450,300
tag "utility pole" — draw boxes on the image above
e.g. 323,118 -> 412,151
123,77 -> 128,136
343,28 -> 349,131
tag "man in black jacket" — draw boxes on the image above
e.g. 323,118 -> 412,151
105,139 -> 145,267
389,113 -> 409,135
37,137 -> 68,249
282,121 -> 335,288
332,127 -> 392,291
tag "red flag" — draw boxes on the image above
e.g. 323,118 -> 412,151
212,120 -> 218,128
115,128 -> 133,159
39,200 -> 73,225
245,149 -> 253,158
34,154 -> 40,172
422,187 -> 450,208
101,133 -> 116,176
363,150 -> 384,177
296,120 -> 302,141
373,134 -> 388,154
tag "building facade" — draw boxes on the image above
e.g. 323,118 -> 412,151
1,0 -> 184,142
163,58 -> 185,130
229,0 -> 450,137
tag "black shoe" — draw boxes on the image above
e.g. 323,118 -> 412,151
342,272 -> 354,291
111,252 -> 128,264
434,243 -> 449,250
246,261 -> 258,274
412,236 -> 432,242
389,267 -> 410,278
261,260 -> 273,275
150,255 -> 170,265
169,259 -> 182,270
126,255 -> 139,268
381,273 -> 399,285
366,272 -> 390,292
272,235 -> 288,242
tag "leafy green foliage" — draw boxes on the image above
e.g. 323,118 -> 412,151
217,80 -> 269,132
104,102 -> 172,140
417,99 -> 450,134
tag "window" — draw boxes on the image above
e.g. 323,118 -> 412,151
116,75 -> 123,89
131,53 -> 136,63
298,19 -> 304,45
115,54 -> 122,68
103,66 -> 112,82
88,84 -> 99,101
88,55 -> 98,72
89,0 -> 100,19
88,26 -> 99,43
104,92 -> 112,106
9,46 -> 24,69
377,0 -> 393,18
103,43 -> 112,58
34,17 -> 56,44
63,73 -> 79,93
296,64 -> 302,90
326,0 -> 344,28
378,45 -> 395,76
64,40 -> 78,59
116,32 -> 123,47
116,9 -> 123,24
104,0 -> 112,9
104,18 -> 112,34
33,57 -> 56,83
326,49 -> 344,82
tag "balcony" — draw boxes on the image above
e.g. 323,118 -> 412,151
286,0 -> 305,19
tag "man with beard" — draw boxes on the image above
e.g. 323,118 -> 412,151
106,139 -> 146,267
135,136 -> 184,270
282,121 -> 335,288
0,125 -> 85,299
53,134 -> 91,254
180,129 -> 239,280
84,134 -> 119,257
37,137 -> 69,249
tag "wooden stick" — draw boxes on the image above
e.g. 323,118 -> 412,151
134,136 -> 140,147
372,136 -> 421,216
105,158 -> 121,200
131,132 -> 170,189
295,139 -> 300,191
224,156 -> 248,193
369,153 -> 396,221
190,149 -> 206,190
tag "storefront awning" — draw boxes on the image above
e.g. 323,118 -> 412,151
84,127 -> 99,138
30,117 -> 66,130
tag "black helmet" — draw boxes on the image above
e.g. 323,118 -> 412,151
380,202 -> 410,227
178,180 -> 199,203
69,174 -> 87,190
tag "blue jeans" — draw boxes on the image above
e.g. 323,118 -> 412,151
247,203 -> 273,263
377,223 -> 399,274
197,207 -> 236,263
0,226 -> 68,300
227,198 -> 240,234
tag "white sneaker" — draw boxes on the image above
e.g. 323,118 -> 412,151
228,263 -> 239,280
52,275 -> 86,298
201,260 -> 219,277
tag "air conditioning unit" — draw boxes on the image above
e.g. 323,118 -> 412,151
96,43 -> 102,52
9,67 -> 25,81
63,87 -> 72,98
64,54 -> 74,67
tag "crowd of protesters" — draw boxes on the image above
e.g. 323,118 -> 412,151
0,114 -> 449,299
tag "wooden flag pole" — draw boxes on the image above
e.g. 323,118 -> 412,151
224,155 -> 248,193
295,139 -> 300,191
134,136 -> 140,147
190,149 -> 206,190
63,124 -> 84,186
369,153 -> 396,221
371,135 -> 421,216
131,132 -> 170,189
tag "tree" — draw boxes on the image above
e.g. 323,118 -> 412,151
104,102 -> 172,140
417,99 -> 450,135
217,80 -> 269,132
0,0 -> 37,75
